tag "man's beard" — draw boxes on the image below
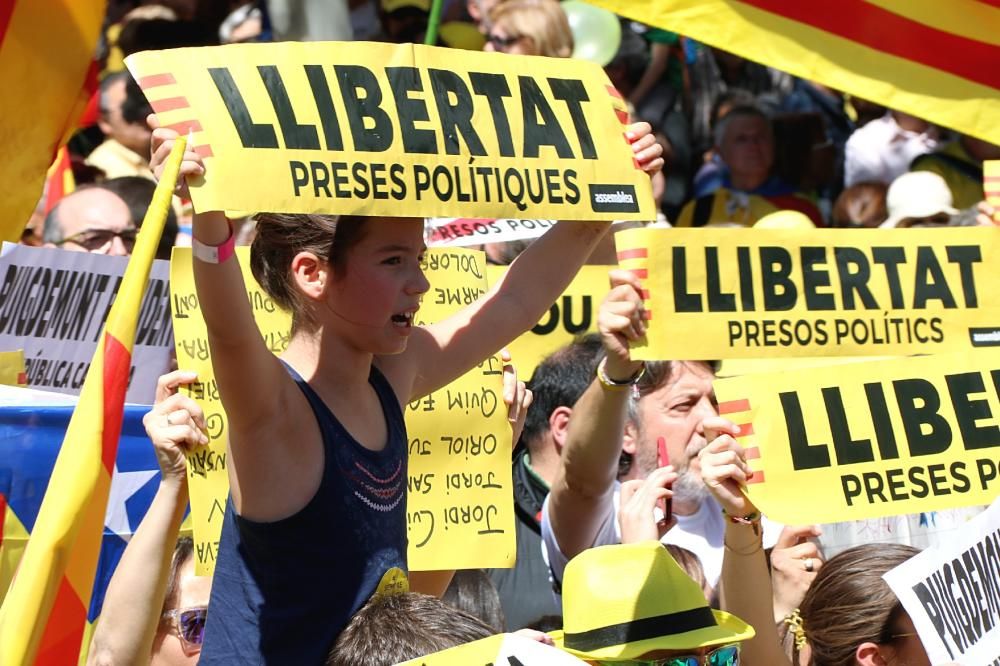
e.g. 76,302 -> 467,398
672,467 -> 710,507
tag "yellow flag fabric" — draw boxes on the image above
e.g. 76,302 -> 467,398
0,0 -> 104,243
588,0 -> 1000,145
0,139 -> 186,666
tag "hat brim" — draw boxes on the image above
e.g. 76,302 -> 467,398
549,610 -> 755,660
882,206 -> 959,228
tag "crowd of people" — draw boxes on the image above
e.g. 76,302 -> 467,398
8,0 -> 999,664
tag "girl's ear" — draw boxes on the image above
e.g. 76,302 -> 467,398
854,642 -> 887,666
290,251 -> 329,302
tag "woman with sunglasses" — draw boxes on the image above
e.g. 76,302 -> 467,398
482,0 -> 573,58
87,371 -> 211,665
698,426 -> 936,666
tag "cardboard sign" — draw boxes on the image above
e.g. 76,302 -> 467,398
126,42 -> 653,220
884,497 -> 1000,666
170,246 -> 514,574
614,228 -> 1000,360
400,633 -> 588,666
713,350 -> 1000,525
487,264 -> 607,379
0,243 -> 172,403
426,218 -> 557,247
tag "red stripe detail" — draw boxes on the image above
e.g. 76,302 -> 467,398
984,177 -> 1000,183
639,289 -> 650,300
101,334 -> 132,473
718,399 -> 751,414
150,96 -> 190,113
35,576 -> 87,664
632,157 -> 642,170
629,268 -> 647,279
0,0 -> 16,48
165,119 -> 203,134
642,310 -> 652,321
606,85 -> 623,99
737,423 -> 755,437
743,447 -> 760,460
193,144 -> 214,158
746,470 -> 766,485
738,0 -> 1000,90
138,73 -> 177,88
615,108 -> 630,124
17,371 -> 26,385
617,248 -> 648,260
0,491 -> 6,549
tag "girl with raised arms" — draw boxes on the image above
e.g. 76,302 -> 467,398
149,119 -> 662,663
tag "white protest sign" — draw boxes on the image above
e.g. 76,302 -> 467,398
883,498 -> 1000,665
425,217 -> 557,247
0,243 -> 172,404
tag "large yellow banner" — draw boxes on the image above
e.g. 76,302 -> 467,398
713,350 -> 1000,525
487,264 -> 607,378
125,42 -> 653,220
170,247 -> 514,574
615,227 -> 1000,360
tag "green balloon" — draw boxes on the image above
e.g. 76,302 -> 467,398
562,1 -> 622,66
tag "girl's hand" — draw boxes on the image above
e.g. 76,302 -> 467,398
142,370 -> 209,485
597,269 -> 646,378
698,416 -> 756,518
500,348 -> 532,445
619,466 -> 678,544
147,114 -> 205,199
626,121 -> 665,177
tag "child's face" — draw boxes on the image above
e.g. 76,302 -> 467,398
326,217 -> 429,354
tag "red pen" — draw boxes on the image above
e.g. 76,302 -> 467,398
657,436 -> 672,523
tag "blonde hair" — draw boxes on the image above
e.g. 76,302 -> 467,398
489,0 -> 573,58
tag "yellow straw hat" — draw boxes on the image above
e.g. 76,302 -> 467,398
550,542 -> 754,660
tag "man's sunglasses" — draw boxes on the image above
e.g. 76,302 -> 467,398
162,606 -> 208,652
56,227 -> 137,252
602,643 -> 740,666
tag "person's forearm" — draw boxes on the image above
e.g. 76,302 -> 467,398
87,479 -> 188,666
560,377 -> 631,497
719,523 -> 791,666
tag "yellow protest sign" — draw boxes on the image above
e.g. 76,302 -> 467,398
126,42 -> 653,221
615,227 -> 1000,360
170,247 -> 291,574
170,246 -> 513,574
406,249 -> 513,570
487,264 -> 608,378
986,160 -> 1000,224
0,351 -> 26,386
713,350 -> 1000,525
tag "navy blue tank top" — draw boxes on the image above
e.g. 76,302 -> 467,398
199,363 -> 408,665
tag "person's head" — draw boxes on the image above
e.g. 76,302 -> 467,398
709,89 -> 756,133
623,361 -> 718,510
483,0 -> 573,58
97,71 -> 154,157
714,106 -> 774,190
327,592 -> 494,665
152,537 -> 212,665
380,0 -> 430,43
831,182 -> 889,229
552,542 -> 752,663
522,334 -> 605,457
249,214 -> 429,351
881,172 -> 957,228
799,543 -> 926,666
99,176 -> 179,259
44,185 -> 135,256
468,0 -> 504,32
441,569 -> 506,632
959,134 -> 1000,162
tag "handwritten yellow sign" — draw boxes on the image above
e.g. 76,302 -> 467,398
615,227 -> 1000,360
0,350 -> 25,386
488,264 -> 608,379
713,350 -> 1000,524
126,42 -> 653,220
170,246 -> 514,574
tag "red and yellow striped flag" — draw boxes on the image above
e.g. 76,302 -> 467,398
589,0 -> 1000,145
0,138 -> 188,666
0,0 -> 105,244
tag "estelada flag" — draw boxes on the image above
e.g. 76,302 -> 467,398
0,1 -> 104,244
589,0 -> 1000,145
0,138 -> 186,666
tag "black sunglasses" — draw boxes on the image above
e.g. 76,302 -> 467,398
55,227 -> 137,252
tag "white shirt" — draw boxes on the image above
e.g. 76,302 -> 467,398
540,482 -> 782,593
844,113 -> 939,187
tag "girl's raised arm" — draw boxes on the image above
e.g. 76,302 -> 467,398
382,122 -> 664,402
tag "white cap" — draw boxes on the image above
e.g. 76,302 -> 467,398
881,171 -> 958,228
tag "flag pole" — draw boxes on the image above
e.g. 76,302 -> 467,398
425,0 -> 444,45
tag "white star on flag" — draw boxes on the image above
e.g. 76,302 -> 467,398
104,464 -> 158,538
